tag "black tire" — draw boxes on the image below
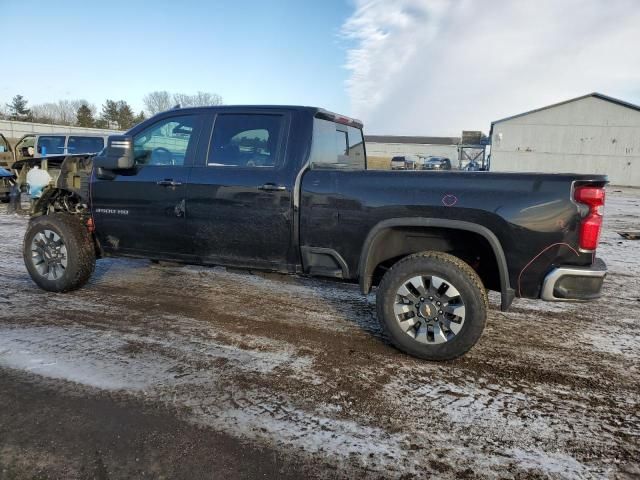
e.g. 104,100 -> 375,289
376,251 -> 488,361
23,213 -> 96,292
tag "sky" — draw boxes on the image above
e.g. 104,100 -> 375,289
3,0 -> 640,135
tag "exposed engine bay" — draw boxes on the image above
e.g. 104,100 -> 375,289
12,154 -> 94,217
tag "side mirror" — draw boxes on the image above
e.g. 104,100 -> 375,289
93,135 -> 135,170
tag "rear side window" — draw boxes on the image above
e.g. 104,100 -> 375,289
67,136 -> 104,154
37,136 -> 66,155
310,119 -> 366,170
208,114 -> 284,168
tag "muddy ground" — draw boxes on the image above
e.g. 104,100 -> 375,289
0,189 -> 639,479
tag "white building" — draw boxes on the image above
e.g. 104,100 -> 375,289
489,93 -> 640,187
365,135 -> 460,168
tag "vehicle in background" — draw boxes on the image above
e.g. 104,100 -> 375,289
391,155 -> 419,170
14,134 -> 109,162
0,167 -> 15,202
0,134 -> 15,169
21,105 -> 609,362
421,156 -> 452,170
8,134 -> 109,200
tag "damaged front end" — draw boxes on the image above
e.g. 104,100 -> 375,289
17,154 -> 96,218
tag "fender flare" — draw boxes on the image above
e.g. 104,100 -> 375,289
358,217 -> 515,311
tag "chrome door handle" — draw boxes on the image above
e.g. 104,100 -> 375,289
157,179 -> 182,187
258,183 -> 286,191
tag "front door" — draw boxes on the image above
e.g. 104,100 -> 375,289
187,112 -> 293,269
91,114 -> 204,258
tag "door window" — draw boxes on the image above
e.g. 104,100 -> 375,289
37,136 -> 66,155
310,119 -> 366,169
0,136 -> 9,153
133,115 -> 199,166
15,135 -> 35,160
67,136 -> 105,154
208,114 -> 284,168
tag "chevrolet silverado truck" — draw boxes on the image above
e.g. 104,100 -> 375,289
21,106 -> 608,360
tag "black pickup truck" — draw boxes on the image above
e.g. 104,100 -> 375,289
22,106 -> 608,360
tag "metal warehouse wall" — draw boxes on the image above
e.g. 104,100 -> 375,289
490,96 -> 640,187
366,142 -> 458,160
0,119 -> 120,146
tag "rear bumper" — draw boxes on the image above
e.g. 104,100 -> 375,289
540,258 -> 607,301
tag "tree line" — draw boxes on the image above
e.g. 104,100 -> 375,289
1,91 -> 223,130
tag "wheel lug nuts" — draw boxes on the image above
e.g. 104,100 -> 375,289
439,310 -> 443,314
420,297 -> 424,301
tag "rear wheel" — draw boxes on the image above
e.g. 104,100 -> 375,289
23,214 -> 96,292
376,251 -> 487,360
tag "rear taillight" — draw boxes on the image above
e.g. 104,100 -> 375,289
574,186 -> 605,251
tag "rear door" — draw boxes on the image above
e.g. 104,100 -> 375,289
92,113 -> 205,258
186,111 -> 293,269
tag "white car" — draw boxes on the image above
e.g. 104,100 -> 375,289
391,155 -> 419,170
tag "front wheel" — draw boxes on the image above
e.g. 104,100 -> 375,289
376,251 -> 488,361
23,213 -> 96,292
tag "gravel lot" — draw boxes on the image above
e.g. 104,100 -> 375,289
1,189 -> 639,479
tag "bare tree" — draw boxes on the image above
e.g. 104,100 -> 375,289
31,103 -> 58,124
173,91 -> 223,108
31,99 -> 95,125
192,91 -> 223,107
143,91 -> 173,115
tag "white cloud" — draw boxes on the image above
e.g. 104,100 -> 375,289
343,0 -> 640,135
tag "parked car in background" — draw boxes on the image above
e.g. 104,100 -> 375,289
10,134 -> 110,196
391,155 -> 419,170
14,134 -> 109,162
421,156 -> 452,170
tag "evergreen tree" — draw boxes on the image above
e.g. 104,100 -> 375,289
94,118 -> 109,129
100,99 -> 120,128
7,94 -> 31,121
76,104 -> 95,127
133,110 -> 146,126
116,101 -> 135,130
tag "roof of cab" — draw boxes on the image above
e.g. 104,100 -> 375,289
163,105 -> 364,128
